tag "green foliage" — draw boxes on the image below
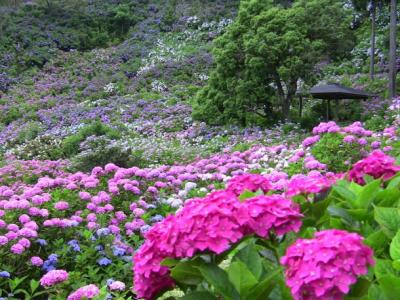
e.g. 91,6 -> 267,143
62,121 -> 121,158
311,133 -> 363,172
0,0 -> 145,75
193,0 -> 354,124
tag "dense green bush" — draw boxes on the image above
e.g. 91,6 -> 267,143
62,121 -> 121,157
311,133 -> 363,172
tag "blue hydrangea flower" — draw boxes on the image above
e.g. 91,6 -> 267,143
0,271 -> 10,278
95,245 -> 104,252
150,214 -> 164,223
67,240 -> 81,252
112,246 -> 125,257
106,278 -> 115,286
42,254 -> 58,272
96,228 -> 111,237
121,255 -> 132,262
97,257 -> 112,266
36,239 -> 47,246
48,254 -> 58,262
140,225 -> 151,234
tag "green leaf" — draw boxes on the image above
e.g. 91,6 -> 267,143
180,291 -> 218,300
332,185 -> 357,204
30,279 -> 39,294
392,260 -> 400,271
197,264 -> 240,300
387,175 -> 400,189
375,188 -> 400,207
170,260 -> 204,286
244,269 -> 280,300
357,179 -> 381,208
9,276 -> 27,291
368,284 -> 388,300
327,206 -> 357,228
160,258 -> 180,267
227,261 -> 258,294
365,230 -> 389,251
390,230 -> 400,261
239,189 -> 263,201
374,207 -> 400,238
374,259 -> 399,280
378,275 -> 400,300
234,243 -> 262,280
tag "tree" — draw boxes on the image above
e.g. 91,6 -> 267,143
388,0 -> 397,98
192,0 -> 354,124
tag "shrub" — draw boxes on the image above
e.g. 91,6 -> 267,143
311,133 -> 363,172
62,121 -> 121,157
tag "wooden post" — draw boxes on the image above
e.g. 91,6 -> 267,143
334,100 -> 339,121
299,95 -> 303,118
325,100 -> 329,121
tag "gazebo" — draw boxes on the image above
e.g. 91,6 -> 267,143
298,83 -> 371,120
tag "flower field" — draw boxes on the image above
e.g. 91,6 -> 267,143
1,1 -> 400,299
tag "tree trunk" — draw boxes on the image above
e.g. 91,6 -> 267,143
370,0 -> 376,80
273,73 -> 288,121
389,0 -> 397,98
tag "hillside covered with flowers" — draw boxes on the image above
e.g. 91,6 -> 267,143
0,0 -> 399,299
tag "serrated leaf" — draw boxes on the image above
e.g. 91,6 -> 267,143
244,269 -> 280,300
327,206 -> 357,227
170,260 -> 204,286
374,259 -> 399,280
239,189 -> 263,201
374,207 -> 400,238
332,185 -> 357,204
375,188 -> 400,207
365,230 -> 388,251
390,230 -> 400,261
234,243 -> 262,280
357,179 -> 381,208
378,275 -> 400,300
197,264 -> 240,300
160,258 -> 180,267
227,261 -> 258,294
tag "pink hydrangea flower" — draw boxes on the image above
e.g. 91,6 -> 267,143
31,256 -> 44,266
67,284 -> 100,300
40,270 -> 69,287
54,201 -> 69,210
348,150 -> 400,184
226,174 -> 271,196
109,280 -> 126,291
134,189 -> 302,299
281,229 -> 374,300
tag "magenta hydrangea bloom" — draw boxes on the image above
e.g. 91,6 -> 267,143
348,150 -> 400,184
134,190 -> 302,299
67,284 -> 100,300
39,270 -> 69,287
226,174 -> 271,196
281,229 -> 374,300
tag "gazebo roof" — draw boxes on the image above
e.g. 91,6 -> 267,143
309,83 -> 370,100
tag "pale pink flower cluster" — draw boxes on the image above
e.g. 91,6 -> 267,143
302,136 -> 320,148
348,150 -> 400,184
67,284 -> 100,300
286,172 -> 340,197
312,122 -> 340,135
226,174 -> 271,196
281,229 -> 374,300
39,269 -> 69,287
134,189 -> 302,299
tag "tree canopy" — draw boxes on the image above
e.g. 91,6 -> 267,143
192,0 -> 355,125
